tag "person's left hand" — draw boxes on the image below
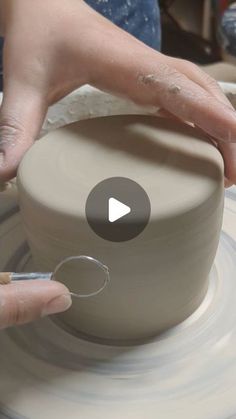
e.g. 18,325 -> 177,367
0,0 -> 236,186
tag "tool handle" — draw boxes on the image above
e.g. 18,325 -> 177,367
0,272 -> 52,284
11,273 -> 52,281
0,272 -> 11,284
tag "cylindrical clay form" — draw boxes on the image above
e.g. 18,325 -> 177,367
17,115 -> 224,342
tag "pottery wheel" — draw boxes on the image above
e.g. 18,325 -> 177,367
0,185 -> 235,419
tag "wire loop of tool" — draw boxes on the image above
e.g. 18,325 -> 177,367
0,255 -> 110,299
52,255 -> 110,298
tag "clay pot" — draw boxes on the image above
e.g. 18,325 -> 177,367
17,115 -> 224,343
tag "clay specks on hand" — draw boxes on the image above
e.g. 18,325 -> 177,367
168,84 -> 181,94
138,74 -> 161,86
138,75 -> 181,94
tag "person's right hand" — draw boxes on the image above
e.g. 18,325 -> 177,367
0,279 -> 72,329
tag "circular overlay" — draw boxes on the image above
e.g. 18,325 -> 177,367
85,177 -> 151,242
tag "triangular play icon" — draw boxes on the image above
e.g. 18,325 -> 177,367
108,197 -> 131,223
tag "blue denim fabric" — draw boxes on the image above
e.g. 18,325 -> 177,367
0,1 -> 161,91
219,5 -> 236,56
85,0 -> 161,50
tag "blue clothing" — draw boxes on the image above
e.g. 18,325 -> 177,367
218,4 -> 236,56
0,1 -> 161,91
85,0 -> 161,50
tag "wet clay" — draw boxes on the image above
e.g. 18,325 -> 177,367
17,115 -> 224,342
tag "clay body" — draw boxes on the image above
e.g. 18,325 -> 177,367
17,115 -> 224,342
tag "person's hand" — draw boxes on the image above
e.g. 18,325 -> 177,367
0,279 -> 72,329
0,0 -> 236,186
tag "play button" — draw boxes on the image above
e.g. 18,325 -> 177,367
86,177 -> 151,242
108,198 -> 131,223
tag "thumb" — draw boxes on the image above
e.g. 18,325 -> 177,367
0,280 -> 72,329
0,82 -> 47,181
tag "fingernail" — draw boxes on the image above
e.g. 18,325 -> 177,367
42,294 -> 72,317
